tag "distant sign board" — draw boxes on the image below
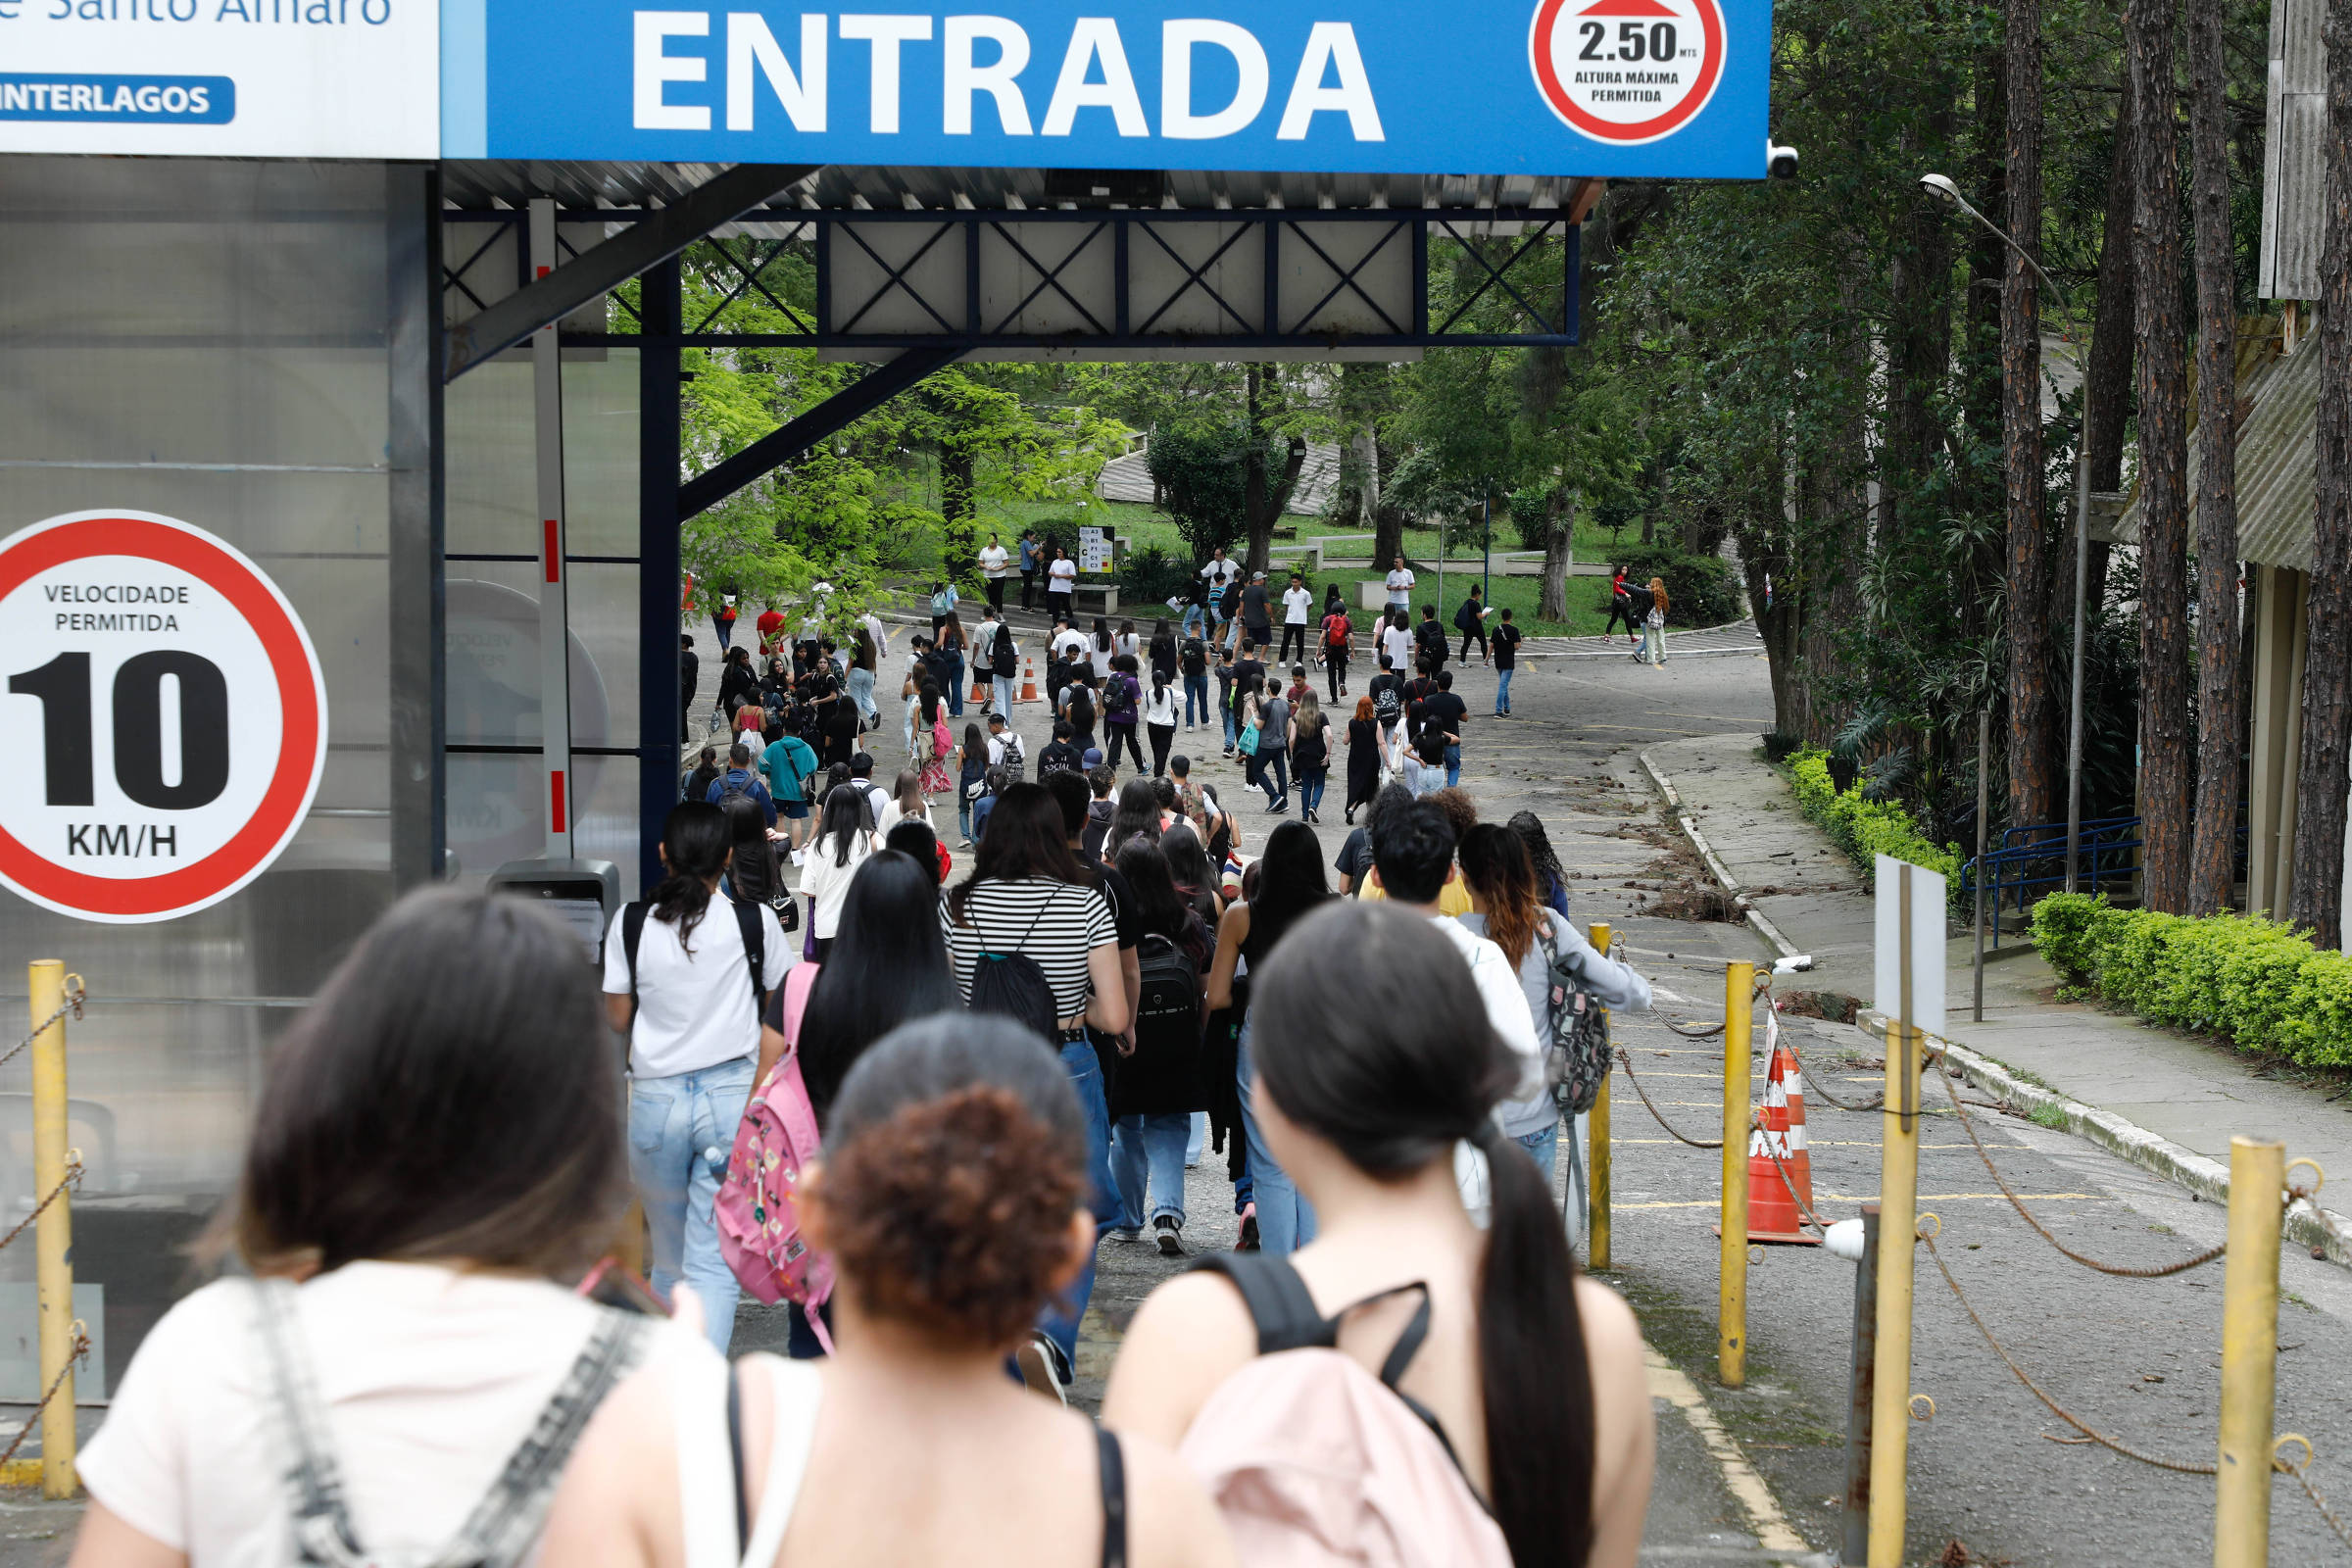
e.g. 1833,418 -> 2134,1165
1078,524 -> 1110,575
1872,854 -> 1946,1035
453,0 -> 1771,175
0,0 -> 439,156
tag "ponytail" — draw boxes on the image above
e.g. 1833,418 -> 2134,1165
1472,1120 -> 1595,1567
650,802 -> 732,953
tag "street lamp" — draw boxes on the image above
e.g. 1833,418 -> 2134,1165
1920,172 -> 2097,894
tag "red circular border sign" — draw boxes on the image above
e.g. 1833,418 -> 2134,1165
1529,0 -> 1728,145
0,514 -> 326,923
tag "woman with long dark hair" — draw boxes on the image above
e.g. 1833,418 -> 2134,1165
956,719 -> 989,847
1290,688 -> 1331,826
785,851 -> 958,1128
1158,821 -> 1220,927
803,783 -> 878,960
1143,664 -> 1181,776
1107,776 -> 1162,855
1103,902 -> 1655,1568
1344,695 -> 1382,824
1148,617 -> 1178,685
604,802 -> 787,1351
1107,840 -> 1213,1254
1103,653 -> 1147,772
938,609 -> 969,717
1090,614 -> 1117,678
1203,819 -> 1330,1255
719,792 -> 784,913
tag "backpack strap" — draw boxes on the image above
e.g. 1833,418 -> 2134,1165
728,894 -> 767,1014
1096,1429 -> 1129,1568
1186,1252 -> 1335,1354
622,902 -> 650,1027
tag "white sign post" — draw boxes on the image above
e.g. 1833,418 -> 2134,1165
0,512 -> 327,923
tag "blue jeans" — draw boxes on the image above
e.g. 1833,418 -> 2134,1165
1238,1023 -> 1315,1255
1516,1121 -> 1559,1185
993,674 -> 1015,714
1221,705 -> 1237,750
945,653 -> 965,716
1037,1040 -> 1117,1372
1184,605 -> 1205,637
1257,750 -> 1289,808
957,793 -> 975,844
1444,742 -> 1461,789
847,665 -> 878,724
1189,1110 -> 1208,1165
1111,1112 -> 1192,1230
627,1056 -> 757,1353
1494,666 -> 1514,713
1297,762 -> 1328,816
1184,672 -> 1209,725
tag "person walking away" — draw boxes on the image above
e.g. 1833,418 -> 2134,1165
979,530 -> 1012,614
1019,526 -> 1041,611
1148,618 -> 1178,687
1454,583 -> 1492,664
678,633 -> 699,744
877,767 -> 929,839
1080,765 -> 1118,862
1641,576 -> 1670,666
759,726 -> 819,859
1100,899 -> 1656,1568
1203,821 -> 1331,1255
1399,727 -> 1446,799
1423,669 -> 1469,789
1320,600 -> 1352,701
937,611 -> 968,718
1144,665 -> 1181,776
756,601 -> 789,659
913,685 -> 955,804
1179,621 -> 1210,730
1492,606 -> 1523,715
713,588 -> 738,651
983,609 -> 1018,717
1380,607 -> 1415,675
682,744 -> 721,805
1238,571 -> 1273,653
1116,617 -> 1143,663
1367,652 -> 1404,744
720,795 -> 786,922
1183,569 -> 1209,638
938,783 -> 1134,1398
985,710 -> 1026,780
70,889 -> 716,1568
801,784 -> 879,961
1343,696 -> 1382,825
847,621 -> 881,728
956,721 -> 989,845
1087,616 -> 1117,680
716,645 -> 760,735
1289,689 -> 1331,825
1045,544 -> 1077,621
1457,824 -> 1652,1233
1213,642 -> 1239,756
1413,602 -> 1449,676
1278,571 -> 1312,664
707,743 -> 778,828
538,1015 -> 1237,1568
927,579 -> 958,640
1107,838 -> 1214,1254
1103,654 -> 1148,772
1603,564 -> 1642,644
1383,552 -> 1416,615
1216,573 -> 1248,653
602,804 -> 787,1353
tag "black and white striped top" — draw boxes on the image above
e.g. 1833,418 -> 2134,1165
939,877 -> 1116,1021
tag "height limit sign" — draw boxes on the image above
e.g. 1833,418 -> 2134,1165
0,512 -> 327,923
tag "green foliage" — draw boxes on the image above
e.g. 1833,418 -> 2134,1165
2027,895 -> 2352,1068
1117,545 -> 1194,605
1146,421 -> 1258,561
1788,749 -> 1962,884
1609,544 -> 1744,627
1761,732 -> 1802,763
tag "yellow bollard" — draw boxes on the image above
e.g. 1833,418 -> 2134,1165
1719,960 -> 1754,1387
1866,1011 -> 1921,1566
2215,1137 -> 2284,1568
27,962 -> 74,1499
1588,922 -> 1613,1272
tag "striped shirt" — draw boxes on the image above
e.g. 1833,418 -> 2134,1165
939,877 -> 1116,1021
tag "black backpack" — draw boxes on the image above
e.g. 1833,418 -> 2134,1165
1182,636 -> 1207,675
992,626 -> 1018,677
1104,674 -> 1136,719
1414,618 -> 1446,658
714,770 -> 757,808
1131,932 -> 1203,1055
962,887 -> 1066,1041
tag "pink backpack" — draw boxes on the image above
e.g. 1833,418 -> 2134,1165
716,963 -> 835,1351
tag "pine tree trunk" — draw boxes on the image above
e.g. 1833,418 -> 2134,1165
2082,64 -> 2139,619
2130,0 -> 2193,913
2004,0 -> 2058,833
1239,366 -> 1306,574
2289,0 -> 2352,945
2185,0 -> 2244,915
1540,488 -> 1574,621
1368,427 -> 1407,570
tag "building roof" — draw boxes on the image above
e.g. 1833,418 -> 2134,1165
2114,325 -> 2316,571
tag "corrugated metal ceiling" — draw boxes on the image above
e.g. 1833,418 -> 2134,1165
2114,327 -> 2318,571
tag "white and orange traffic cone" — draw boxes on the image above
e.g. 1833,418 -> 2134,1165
1746,1010 -> 1822,1245
1019,657 -> 1040,704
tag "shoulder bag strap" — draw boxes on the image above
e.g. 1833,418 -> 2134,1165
250,1279 -> 370,1568
738,1358 -> 824,1568
1096,1430 -> 1129,1568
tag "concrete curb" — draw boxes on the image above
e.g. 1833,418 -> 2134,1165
1638,743 -> 2352,1267
1638,749 -> 1803,963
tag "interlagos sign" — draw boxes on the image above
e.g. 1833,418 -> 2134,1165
456,0 -> 1770,176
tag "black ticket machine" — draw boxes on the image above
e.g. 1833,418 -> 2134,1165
486,858 -> 621,966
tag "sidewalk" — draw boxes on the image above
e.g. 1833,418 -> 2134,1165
1642,730 -> 2352,1254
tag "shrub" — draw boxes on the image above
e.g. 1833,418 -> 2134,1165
1761,731 -> 1802,763
1608,543 -> 1745,628
1117,545 -> 1193,605
1786,749 -> 1961,886
2023,894 -> 2352,1068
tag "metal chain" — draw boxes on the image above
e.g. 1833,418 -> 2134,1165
2279,1448 -> 2352,1553
1658,1018 -> 1728,1039
0,1161 -> 83,1258
1749,1113 -> 1831,1232
0,1326 -> 90,1471
1922,1228 -> 2217,1475
1792,1051 -> 1887,1113
1935,1064 -> 2230,1278
1613,1049 -> 1724,1150
0,977 -> 85,1077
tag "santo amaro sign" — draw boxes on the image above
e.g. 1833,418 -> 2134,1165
2,0 -> 1769,174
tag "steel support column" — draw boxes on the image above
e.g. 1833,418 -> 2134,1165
531,198 -> 574,860
639,258 -> 683,894
388,162 -> 445,890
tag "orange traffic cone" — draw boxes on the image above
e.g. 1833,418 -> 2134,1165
1746,1011 -> 1822,1245
970,666 -> 989,705
1019,657 -> 1040,704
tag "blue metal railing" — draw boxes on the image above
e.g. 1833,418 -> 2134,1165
1959,817 -> 2142,950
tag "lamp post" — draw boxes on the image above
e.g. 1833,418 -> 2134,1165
1920,172 -> 2096,893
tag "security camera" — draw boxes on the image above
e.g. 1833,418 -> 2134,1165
1767,142 -> 1800,180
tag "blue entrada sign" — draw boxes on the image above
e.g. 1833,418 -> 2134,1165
451,0 -> 1772,176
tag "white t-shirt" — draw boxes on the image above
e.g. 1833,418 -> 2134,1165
1054,627 -> 1090,663
979,544 -> 1011,578
601,896 -> 786,1077
1048,558 -> 1078,592
1200,559 -> 1238,589
1427,915 -> 1544,1102
876,796 -> 930,838
1283,586 -> 1313,624
1385,567 -> 1416,605
78,1263 -> 711,1567
1382,623 -> 1416,671
800,829 -> 876,939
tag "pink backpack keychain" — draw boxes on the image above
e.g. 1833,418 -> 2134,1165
716,962 -> 836,1351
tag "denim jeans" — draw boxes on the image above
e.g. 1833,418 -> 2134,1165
1494,667 -> 1514,713
1515,1120 -> 1559,1185
1221,705 -> 1238,750
1037,1039 -> 1117,1373
1111,1112 -> 1191,1230
627,1055 -> 757,1354
1188,1110 -> 1208,1165
957,794 -> 974,844
1238,1022 -> 1316,1255
847,665 -> 878,724
1256,750 -> 1289,808
993,674 -> 1016,715
1184,672 -> 1209,725
1297,762 -> 1328,816
1444,743 -> 1461,789
945,653 -> 965,716
1183,605 -> 1205,637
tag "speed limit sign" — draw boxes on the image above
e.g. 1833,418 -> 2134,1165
0,511 -> 327,924
1529,0 -> 1727,146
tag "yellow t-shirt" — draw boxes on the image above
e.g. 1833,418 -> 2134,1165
1360,867 -> 1474,916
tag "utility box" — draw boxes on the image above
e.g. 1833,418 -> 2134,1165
487,858 -> 621,965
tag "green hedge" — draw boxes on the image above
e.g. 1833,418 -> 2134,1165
1786,749 -> 1962,884
2030,893 -> 2352,1067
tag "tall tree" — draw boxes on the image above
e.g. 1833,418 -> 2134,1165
2291,0 -> 2352,944
2185,0 -> 2244,914
2130,0 -> 2193,912
2082,67 -> 2139,615
2005,0 -> 2059,832
1240,363 -> 1308,573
